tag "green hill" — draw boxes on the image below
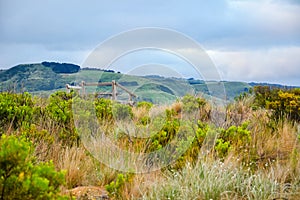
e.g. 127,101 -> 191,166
0,62 -> 80,93
0,62 -> 274,103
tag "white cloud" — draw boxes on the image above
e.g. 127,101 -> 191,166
208,46 -> 300,85
232,0 -> 300,34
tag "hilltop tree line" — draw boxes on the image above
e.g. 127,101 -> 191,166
41,62 -> 80,74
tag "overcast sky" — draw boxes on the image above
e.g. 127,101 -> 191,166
0,0 -> 299,85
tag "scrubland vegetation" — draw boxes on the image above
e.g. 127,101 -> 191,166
0,86 -> 299,199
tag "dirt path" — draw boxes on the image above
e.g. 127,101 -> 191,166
66,186 -> 109,200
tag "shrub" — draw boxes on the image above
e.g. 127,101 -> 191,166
216,122 -> 252,160
0,92 -> 35,130
253,86 -> 300,122
46,91 -> 74,125
112,103 -> 133,121
137,101 -> 153,111
181,94 -> 206,114
268,90 -> 300,122
0,134 -> 67,200
94,98 -> 113,122
133,101 -> 153,125
105,173 -> 133,199
46,91 -> 79,146
105,173 -> 126,199
173,121 -> 212,169
147,109 -> 180,152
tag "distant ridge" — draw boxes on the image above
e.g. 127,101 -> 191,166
249,82 -> 299,89
0,62 -> 298,102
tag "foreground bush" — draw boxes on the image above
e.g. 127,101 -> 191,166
0,134 -> 67,200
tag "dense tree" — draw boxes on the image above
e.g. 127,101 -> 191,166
42,61 -> 80,73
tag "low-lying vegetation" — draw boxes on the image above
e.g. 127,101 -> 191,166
0,86 -> 299,199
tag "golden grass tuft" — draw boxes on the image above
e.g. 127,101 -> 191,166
55,146 -> 98,188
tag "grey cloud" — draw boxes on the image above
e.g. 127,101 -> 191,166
0,0 -> 299,85
209,46 -> 300,85
1,0 -> 299,50
203,0 -> 300,49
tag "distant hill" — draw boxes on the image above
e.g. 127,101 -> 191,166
0,62 -> 297,103
0,62 -> 77,92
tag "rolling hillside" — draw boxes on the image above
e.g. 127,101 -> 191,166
0,62 -> 78,92
1,62 -> 291,103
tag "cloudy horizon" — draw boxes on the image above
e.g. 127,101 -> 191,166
0,0 -> 299,85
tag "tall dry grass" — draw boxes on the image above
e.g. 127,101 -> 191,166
3,93 -> 300,199
55,146 -> 98,188
70,96 -> 300,199
137,158 -> 300,200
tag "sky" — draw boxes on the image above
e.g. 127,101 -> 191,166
0,0 -> 299,85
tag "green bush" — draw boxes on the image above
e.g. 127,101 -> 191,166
0,134 -> 67,200
0,92 -> 35,130
171,121 -> 252,169
137,101 -> 153,111
253,86 -> 300,122
135,101 -> 153,125
147,109 -> 180,152
173,121 -> 211,169
215,138 -> 231,158
46,91 -> 79,146
181,94 -> 206,114
105,173 -> 125,199
20,124 -> 55,147
105,173 -> 133,199
46,91 -> 74,125
112,103 -> 133,121
215,122 -> 252,162
94,98 -> 113,122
